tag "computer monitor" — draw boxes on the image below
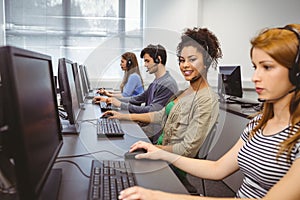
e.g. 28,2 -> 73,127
57,58 -> 81,134
53,75 -> 60,94
82,65 -> 92,92
0,46 -> 63,200
72,62 -> 85,106
0,73 -> 3,130
218,65 -> 243,102
79,64 -> 89,96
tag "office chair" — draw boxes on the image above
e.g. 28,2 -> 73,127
195,123 -> 219,196
184,122 -> 220,196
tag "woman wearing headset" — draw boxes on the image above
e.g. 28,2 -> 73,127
99,52 -> 144,97
118,24 -> 300,200
105,27 -> 222,159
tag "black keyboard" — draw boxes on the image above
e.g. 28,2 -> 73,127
88,160 -> 137,200
99,102 -> 112,111
97,118 -> 124,137
226,96 -> 259,105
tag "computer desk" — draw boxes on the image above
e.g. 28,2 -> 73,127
54,99 -> 188,200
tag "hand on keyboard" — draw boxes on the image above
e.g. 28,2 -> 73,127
88,160 -> 137,200
93,96 -> 107,104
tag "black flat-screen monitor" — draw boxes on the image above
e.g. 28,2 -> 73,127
57,58 -> 81,134
218,65 -> 243,101
79,64 -> 89,96
72,62 -> 85,104
0,46 -> 63,200
82,65 -> 92,92
0,73 -> 3,131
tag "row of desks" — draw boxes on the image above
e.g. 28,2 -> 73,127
54,99 -> 188,199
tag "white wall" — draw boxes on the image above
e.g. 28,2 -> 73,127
202,0 -> 300,88
139,0 -> 300,89
141,0 -> 202,89
86,0 -> 201,90
5,0 -> 298,90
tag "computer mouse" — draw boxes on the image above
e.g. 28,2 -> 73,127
100,112 -> 114,118
124,148 -> 147,159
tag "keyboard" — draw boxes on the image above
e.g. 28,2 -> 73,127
99,102 -> 113,111
226,96 -> 259,105
88,160 -> 137,200
97,118 -> 124,138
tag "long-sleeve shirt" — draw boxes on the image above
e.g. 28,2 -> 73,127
122,73 -> 144,97
119,71 -> 178,113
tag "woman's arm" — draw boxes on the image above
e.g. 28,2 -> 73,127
119,139 -> 244,200
120,155 -> 300,200
131,139 -> 242,181
100,89 -> 123,98
107,91 -> 123,98
119,186 -> 245,200
169,138 -> 242,180
104,110 -> 155,123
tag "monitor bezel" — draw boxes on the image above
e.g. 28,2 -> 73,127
72,62 -> 85,103
218,65 -> 243,99
0,46 -> 63,199
82,65 -> 92,91
79,64 -> 89,97
57,58 -> 81,124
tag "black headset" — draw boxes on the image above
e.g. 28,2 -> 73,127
126,58 -> 132,68
153,45 -> 160,64
281,25 -> 300,88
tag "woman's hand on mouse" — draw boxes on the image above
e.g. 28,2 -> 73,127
101,111 -> 116,118
129,141 -> 163,160
130,141 -> 182,163
102,111 -> 128,120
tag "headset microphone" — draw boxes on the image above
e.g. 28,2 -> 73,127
190,68 -> 207,83
146,63 -> 158,72
190,73 -> 202,82
257,88 -> 296,103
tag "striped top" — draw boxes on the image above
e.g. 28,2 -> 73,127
237,114 -> 300,198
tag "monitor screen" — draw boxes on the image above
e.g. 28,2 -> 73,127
79,64 -> 89,96
0,46 -> 63,200
72,62 -> 85,104
82,65 -> 92,91
57,58 -> 81,125
218,65 -> 243,99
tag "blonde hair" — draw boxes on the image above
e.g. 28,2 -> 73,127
250,24 -> 300,162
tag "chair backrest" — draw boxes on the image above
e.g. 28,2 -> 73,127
196,122 -> 220,159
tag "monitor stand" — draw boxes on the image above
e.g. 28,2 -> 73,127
0,160 -> 62,200
60,119 -> 80,135
38,168 -> 62,200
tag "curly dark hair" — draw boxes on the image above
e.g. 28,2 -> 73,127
177,27 -> 222,69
